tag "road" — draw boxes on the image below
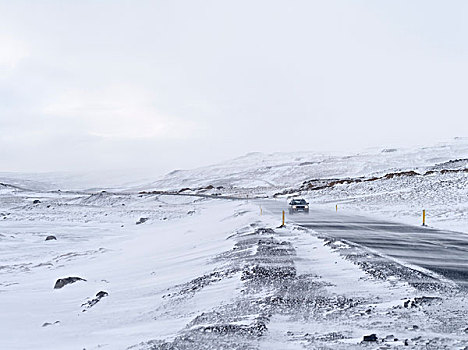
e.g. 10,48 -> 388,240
262,200 -> 468,289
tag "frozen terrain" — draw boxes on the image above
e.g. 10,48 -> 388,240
1,138 -> 468,349
138,137 -> 468,233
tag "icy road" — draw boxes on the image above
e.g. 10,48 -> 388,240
262,200 -> 468,289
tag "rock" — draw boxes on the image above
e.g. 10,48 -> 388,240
187,210 -> 195,215
403,296 -> 440,308
96,291 -> 108,298
136,217 -> 149,225
33,200 -> 41,204
81,291 -> 109,310
195,321 -> 267,336
45,235 -> 57,241
54,277 -> 86,289
42,321 -> 60,327
363,334 -> 378,342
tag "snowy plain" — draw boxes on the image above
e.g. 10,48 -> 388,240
1,138 -> 468,349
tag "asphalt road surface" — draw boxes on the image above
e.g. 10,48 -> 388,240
262,200 -> 468,289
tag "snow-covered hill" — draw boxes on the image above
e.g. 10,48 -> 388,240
134,138 -> 468,233
139,138 -> 468,192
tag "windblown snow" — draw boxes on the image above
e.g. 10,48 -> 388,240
1,138 -> 467,349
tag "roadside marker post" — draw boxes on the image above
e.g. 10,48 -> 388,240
423,209 -> 426,226
336,204 -> 338,212
282,210 -> 285,226
260,206 -> 262,216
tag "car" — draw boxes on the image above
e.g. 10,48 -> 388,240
288,198 -> 309,214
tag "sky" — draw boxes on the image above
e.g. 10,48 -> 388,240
1,0 -> 467,176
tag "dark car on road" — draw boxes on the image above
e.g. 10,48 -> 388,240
289,198 -> 309,214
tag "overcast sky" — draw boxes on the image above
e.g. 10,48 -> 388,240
1,0 -> 467,175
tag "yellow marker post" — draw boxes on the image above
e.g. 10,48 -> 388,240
282,210 -> 285,226
423,209 -> 426,226
260,206 -> 262,216
336,204 -> 338,212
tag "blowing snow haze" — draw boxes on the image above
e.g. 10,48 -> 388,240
1,0 -> 467,177
2,2 -> 468,349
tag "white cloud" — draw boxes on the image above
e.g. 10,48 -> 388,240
1,1 -> 467,174
0,35 -> 28,70
43,85 -> 202,140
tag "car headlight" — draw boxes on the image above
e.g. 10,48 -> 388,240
292,205 -> 297,208
305,205 -> 309,209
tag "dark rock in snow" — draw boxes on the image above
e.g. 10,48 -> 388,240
384,334 -> 398,342
96,291 -> 108,298
403,296 -> 440,308
54,276 -> 86,289
33,199 -> 41,204
81,291 -> 109,311
45,235 -> 57,241
42,321 -> 60,327
136,217 -> 149,225
196,321 -> 267,336
384,170 -> 420,179
363,334 -> 378,342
